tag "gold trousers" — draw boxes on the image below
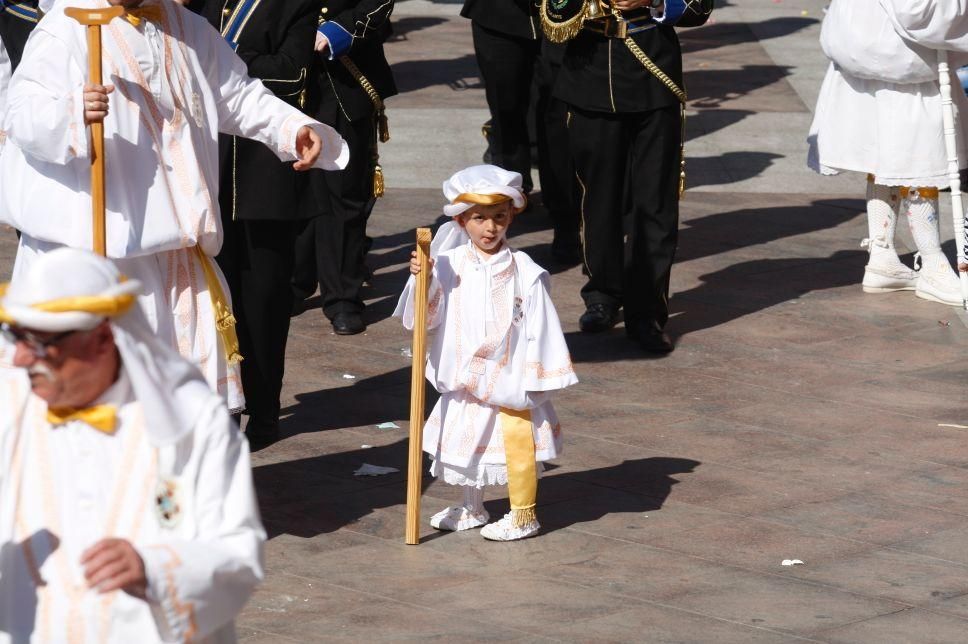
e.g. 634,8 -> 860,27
498,407 -> 538,527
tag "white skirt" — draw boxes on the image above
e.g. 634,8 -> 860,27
430,460 -> 545,488
13,236 -> 245,412
807,63 -> 968,188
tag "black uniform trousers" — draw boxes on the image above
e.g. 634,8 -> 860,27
472,21 -> 539,192
216,218 -> 299,425
293,106 -> 377,318
534,39 -> 579,245
568,104 -> 681,330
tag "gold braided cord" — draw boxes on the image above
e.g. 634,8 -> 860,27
338,55 -> 386,115
622,36 -> 686,103
540,0 -> 588,43
338,54 -> 389,198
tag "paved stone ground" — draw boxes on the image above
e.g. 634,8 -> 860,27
3,0 -> 968,641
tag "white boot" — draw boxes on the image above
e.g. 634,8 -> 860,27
430,486 -> 489,531
903,188 -> 963,306
862,180 -> 918,293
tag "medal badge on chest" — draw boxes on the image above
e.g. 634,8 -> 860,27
511,296 -> 524,327
155,477 -> 183,528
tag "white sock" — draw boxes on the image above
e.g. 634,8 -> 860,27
866,179 -> 900,248
462,486 -> 485,514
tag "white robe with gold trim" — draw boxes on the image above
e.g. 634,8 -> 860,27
397,242 -> 578,484
0,0 -> 348,409
0,366 -> 264,643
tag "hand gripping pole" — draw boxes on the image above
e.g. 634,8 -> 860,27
65,6 -> 124,256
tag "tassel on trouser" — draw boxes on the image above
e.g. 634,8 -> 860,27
497,407 -> 538,528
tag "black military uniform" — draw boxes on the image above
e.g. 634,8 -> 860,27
554,3 -> 711,353
463,0 -> 579,261
292,0 -> 396,335
199,0 -> 318,444
0,1 -> 38,74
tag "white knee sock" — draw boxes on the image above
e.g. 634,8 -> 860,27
462,486 -> 485,514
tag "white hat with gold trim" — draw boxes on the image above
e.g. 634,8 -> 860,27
0,248 -> 142,332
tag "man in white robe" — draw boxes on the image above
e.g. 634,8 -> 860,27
0,247 -> 264,643
807,0 -> 968,306
0,0 -> 349,410
395,165 -> 578,541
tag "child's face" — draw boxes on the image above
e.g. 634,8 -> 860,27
457,202 -> 514,255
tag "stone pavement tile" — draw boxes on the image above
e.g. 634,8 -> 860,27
890,525 -> 968,568
237,627 -> 301,643
410,576 -> 641,633
274,597 -> 546,643
923,593 -> 968,621
600,416 -> 825,470
714,399 -> 923,442
240,571 -> 374,636
816,607 -> 968,644
785,548 -> 968,608
665,571 -> 907,636
633,461 -> 844,516
647,516 -> 875,573
855,467 -> 968,517
533,541 -> 780,604
758,491 -> 968,545
541,604 -> 813,643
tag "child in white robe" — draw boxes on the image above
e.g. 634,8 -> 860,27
395,165 -> 578,541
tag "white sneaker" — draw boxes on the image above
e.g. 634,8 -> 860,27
430,505 -> 489,531
915,253 -> 965,306
480,511 -> 540,541
862,242 -> 917,293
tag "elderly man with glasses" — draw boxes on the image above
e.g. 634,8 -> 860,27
0,247 -> 264,642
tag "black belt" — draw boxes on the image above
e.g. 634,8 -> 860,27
584,16 -> 656,38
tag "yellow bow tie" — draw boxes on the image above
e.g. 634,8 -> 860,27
124,5 -> 163,27
47,405 -> 118,434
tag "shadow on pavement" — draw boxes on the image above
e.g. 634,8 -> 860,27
680,17 -> 817,54
254,431 -> 700,540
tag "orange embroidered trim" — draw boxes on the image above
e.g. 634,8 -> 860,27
526,361 -> 575,379
148,545 -> 198,642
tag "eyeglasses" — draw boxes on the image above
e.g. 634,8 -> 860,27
0,323 -> 77,358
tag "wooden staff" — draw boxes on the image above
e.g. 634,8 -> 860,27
405,227 -> 432,545
938,50 -> 968,310
65,6 -> 124,257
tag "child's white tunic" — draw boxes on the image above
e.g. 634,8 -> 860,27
397,242 -> 577,485
807,0 -> 968,187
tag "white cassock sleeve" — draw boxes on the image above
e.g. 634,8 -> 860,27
2,30 -> 88,164
880,0 -> 968,51
206,28 -> 348,171
394,272 -> 444,332
523,274 -> 578,394
139,403 -> 265,642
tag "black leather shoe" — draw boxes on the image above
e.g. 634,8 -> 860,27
331,311 -> 366,335
579,303 -> 621,333
631,320 -> 674,354
244,418 -> 280,451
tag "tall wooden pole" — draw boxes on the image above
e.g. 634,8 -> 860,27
405,227 -> 432,545
938,51 -> 968,310
65,6 -> 123,257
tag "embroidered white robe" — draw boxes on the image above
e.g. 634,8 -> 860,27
0,367 -> 265,643
0,0 -> 348,408
397,242 -> 577,475
807,0 -> 968,186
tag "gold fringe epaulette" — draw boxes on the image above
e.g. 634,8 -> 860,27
540,0 -> 588,43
